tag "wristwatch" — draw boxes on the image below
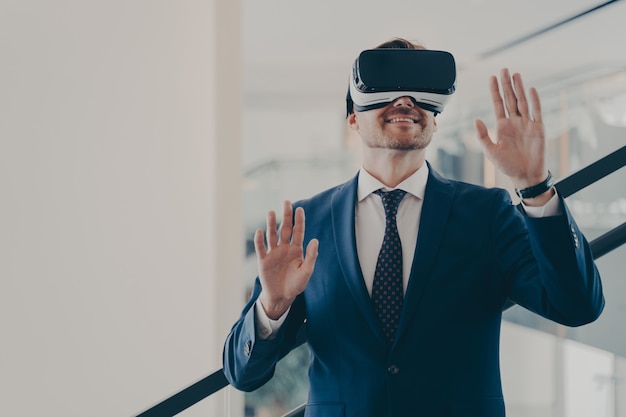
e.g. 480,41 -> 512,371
515,171 -> 555,199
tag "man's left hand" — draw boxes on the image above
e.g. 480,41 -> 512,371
475,68 -> 552,204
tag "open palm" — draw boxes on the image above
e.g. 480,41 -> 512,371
475,69 -> 548,189
254,201 -> 319,319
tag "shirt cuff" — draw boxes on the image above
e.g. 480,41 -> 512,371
521,188 -> 562,218
254,300 -> 290,340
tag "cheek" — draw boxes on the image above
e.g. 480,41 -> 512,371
358,117 -> 379,134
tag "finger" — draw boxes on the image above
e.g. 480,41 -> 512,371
489,75 -> 506,120
529,87 -> 543,124
278,200 -> 293,244
266,210 -> 278,248
501,68 -> 520,117
512,73 -> 529,118
475,119 -> 495,152
253,228 -> 267,259
291,206 -> 306,247
301,238 -> 319,276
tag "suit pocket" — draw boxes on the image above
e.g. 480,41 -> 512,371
304,402 -> 345,417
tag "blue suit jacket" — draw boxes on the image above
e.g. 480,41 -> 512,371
224,166 -> 604,417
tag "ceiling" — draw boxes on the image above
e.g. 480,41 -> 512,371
241,0 -> 626,112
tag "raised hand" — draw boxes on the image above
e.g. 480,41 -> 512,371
254,200 -> 319,320
475,69 -> 550,197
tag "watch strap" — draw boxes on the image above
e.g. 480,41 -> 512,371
515,171 -> 555,199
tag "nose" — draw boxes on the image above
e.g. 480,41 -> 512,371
392,96 -> 415,108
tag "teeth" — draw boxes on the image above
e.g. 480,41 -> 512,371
389,117 -> 416,123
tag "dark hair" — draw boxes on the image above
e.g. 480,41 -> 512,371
374,38 -> 426,50
346,38 -> 426,116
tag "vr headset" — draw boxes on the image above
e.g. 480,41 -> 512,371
347,49 -> 456,116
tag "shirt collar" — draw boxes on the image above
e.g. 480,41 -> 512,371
357,163 -> 429,202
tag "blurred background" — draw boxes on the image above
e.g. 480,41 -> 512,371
1,0 -> 624,416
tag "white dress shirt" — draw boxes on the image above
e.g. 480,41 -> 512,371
255,164 -> 561,339
355,165 -> 427,295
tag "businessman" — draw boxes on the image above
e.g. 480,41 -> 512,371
223,38 -> 605,417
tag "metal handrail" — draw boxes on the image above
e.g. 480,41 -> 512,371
479,0 -> 623,59
134,146 -> 625,417
590,221 -> 626,258
280,403 -> 306,417
135,370 -> 228,417
555,145 -> 626,198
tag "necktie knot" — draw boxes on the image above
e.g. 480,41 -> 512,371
374,189 -> 406,219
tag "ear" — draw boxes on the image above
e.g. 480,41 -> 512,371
347,111 -> 359,131
433,116 -> 437,132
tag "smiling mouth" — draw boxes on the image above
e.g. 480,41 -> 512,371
386,117 -> 419,124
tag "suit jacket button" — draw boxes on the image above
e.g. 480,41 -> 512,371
387,365 -> 400,375
571,226 -> 580,248
243,341 -> 252,356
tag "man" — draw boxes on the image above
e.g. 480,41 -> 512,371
223,38 -> 605,417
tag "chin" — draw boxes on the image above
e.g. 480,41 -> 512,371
364,133 -> 432,151
391,137 -> 431,151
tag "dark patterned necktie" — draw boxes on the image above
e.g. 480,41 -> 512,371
372,189 -> 406,346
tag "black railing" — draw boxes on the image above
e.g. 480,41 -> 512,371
590,222 -> 626,258
555,145 -> 626,199
135,145 -> 625,417
555,144 -> 626,260
135,370 -> 228,417
478,0 -> 623,59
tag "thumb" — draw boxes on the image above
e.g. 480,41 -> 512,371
475,119 -> 495,155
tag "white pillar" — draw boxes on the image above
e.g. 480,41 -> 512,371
0,1 -> 243,416
208,0 -> 245,416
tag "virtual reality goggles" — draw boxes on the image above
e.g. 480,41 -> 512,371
347,49 -> 456,116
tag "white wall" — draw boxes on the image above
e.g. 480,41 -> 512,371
0,1 -> 242,416
501,321 -> 625,417
500,322 -> 558,417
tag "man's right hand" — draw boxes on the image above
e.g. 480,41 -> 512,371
254,200 -> 319,320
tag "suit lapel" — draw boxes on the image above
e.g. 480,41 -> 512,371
395,165 -> 455,347
331,174 -> 386,345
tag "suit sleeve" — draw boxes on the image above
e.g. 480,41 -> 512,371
493,190 -> 605,326
222,277 -> 306,391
